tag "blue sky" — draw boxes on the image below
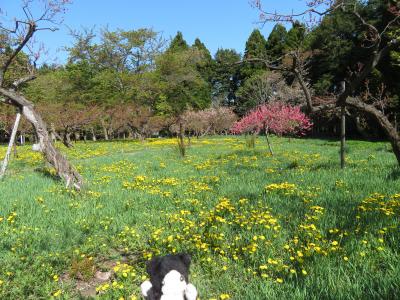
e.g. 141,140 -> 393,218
1,0 -> 307,64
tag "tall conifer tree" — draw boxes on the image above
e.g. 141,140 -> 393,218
266,24 -> 288,62
241,29 -> 268,80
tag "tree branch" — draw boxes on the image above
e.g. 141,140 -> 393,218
0,22 -> 36,86
0,87 -> 33,108
12,74 -> 37,89
252,0 -> 342,25
337,39 -> 399,106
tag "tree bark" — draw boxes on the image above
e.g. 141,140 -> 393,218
178,119 -> 186,157
101,119 -> 109,140
63,131 -> 73,148
90,127 -> 97,141
0,88 -> 83,189
50,123 -> 56,142
293,67 -> 313,113
0,112 -> 21,180
265,128 -> 274,156
347,97 -> 400,165
50,123 -> 65,144
74,132 -> 80,142
340,104 -> 346,169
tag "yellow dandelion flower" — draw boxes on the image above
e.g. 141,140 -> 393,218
52,290 -> 62,297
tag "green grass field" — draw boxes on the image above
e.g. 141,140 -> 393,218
0,136 -> 399,299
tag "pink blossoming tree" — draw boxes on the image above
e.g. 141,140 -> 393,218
231,102 -> 312,154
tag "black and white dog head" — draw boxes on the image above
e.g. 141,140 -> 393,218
140,253 -> 198,300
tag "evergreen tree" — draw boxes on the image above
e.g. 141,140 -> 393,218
168,31 -> 189,53
241,29 -> 268,80
193,38 -> 212,61
308,7 -> 359,94
192,38 -> 214,83
266,24 -> 288,62
365,0 -> 400,107
285,21 -> 307,51
212,49 -> 242,106
235,70 -> 271,116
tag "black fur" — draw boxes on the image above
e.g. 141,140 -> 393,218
145,253 -> 191,300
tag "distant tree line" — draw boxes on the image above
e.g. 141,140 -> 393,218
1,0 -> 399,145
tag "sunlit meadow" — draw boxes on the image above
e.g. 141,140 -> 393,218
0,136 -> 399,299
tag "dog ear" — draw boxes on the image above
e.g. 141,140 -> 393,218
146,256 -> 161,277
178,253 -> 191,268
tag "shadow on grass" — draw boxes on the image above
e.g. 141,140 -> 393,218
309,162 -> 336,171
35,166 -> 61,181
386,167 -> 400,181
215,149 -> 266,159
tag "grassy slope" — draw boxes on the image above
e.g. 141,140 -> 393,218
0,136 -> 399,299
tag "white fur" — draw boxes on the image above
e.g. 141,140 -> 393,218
141,270 -> 198,300
184,283 -> 198,300
141,280 -> 152,297
161,270 -> 187,299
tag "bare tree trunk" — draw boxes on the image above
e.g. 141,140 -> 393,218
0,89 -> 83,189
293,68 -> 313,113
50,123 -> 56,142
50,123 -> 64,145
0,112 -> 21,180
265,127 -> 274,156
20,132 -> 25,145
340,104 -> 346,169
101,119 -> 109,140
90,127 -> 97,141
63,132 -> 73,148
74,132 -> 80,142
201,126 -> 212,137
32,125 -> 38,143
178,119 -> 186,157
